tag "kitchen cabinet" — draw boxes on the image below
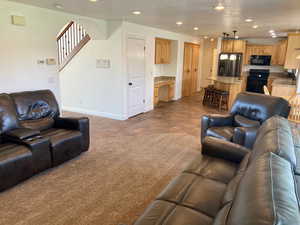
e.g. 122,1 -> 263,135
182,43 -> 200,97
155,38 -> 171,64
154,77 -> 175,106
221,40 -> 246,53
274,40 -> 288,66
245,44 -> 277,65
221,40 -> 247,63
284,34 -> 300,69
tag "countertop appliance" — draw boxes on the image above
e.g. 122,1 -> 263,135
218,53 -> 243,77
246,69 -> 270,93
250,55 -> 272,66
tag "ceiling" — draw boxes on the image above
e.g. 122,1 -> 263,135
8,0 -> 300,38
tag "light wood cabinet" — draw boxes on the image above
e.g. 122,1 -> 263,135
274,40 -> 288,66
221,40 -> 247,63
284,34 -> 300,69
221,40 -> 234,52
182,43 -> 200,97
154,80 -> 175,106
245,44 -> 279,65
155,38 -> 171,64
221,40 -> 246,53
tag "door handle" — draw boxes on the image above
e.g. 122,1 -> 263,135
128,82 -> 133,86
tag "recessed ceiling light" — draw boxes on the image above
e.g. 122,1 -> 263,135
89,0 -> 98,2
269,30 -> 275,33
54,4 -> 63,9
252,25 -> 258,29
210,38 -> 215,42
245,18 -> 253,22
214,3 -> 225,11
204,36 -> 209,39
272,35 -> 277,38
235,36 -> 239,39
176,21 -> 183,26
193,27 -> 199,31
132,11 -> 142,15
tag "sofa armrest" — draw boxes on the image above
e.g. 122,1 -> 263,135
54,117 -> 90,151
233,127 -> 259,149
201,114 -> 233,143
4,128 -> 40,141
202,136 -> 251,163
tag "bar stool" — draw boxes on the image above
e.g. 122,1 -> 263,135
216,90 -> 229,111
203,87 -> 215,106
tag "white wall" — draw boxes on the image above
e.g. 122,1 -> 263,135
60,23 -> 125,120
122,22 -> 201,115
1,1 -> 201,120
0,0 -> 107,103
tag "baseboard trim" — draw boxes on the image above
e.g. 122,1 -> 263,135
62,106 -> 127,120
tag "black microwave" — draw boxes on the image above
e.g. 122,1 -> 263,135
250,55 -> 271,66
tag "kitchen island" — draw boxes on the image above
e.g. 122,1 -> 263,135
208,76 -> 247,108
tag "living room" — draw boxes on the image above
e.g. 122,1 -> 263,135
0,0 -> 300,225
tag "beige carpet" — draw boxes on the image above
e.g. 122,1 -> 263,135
0,133 -> 200,225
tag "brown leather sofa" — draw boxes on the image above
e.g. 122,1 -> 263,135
133,116 -> 300,225
201,92 -> 290,148
0,90 -> 89,191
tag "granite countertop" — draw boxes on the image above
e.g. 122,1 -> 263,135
272,78 -> 296,87
154,76 -> 176,83
208,76 -> 242,84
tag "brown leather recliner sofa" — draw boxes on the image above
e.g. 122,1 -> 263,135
0,90 -> 89,191
133,116 -> 300,225
201,92 -> 290,148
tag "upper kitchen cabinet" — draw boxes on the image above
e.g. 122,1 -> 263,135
245,44 -> 279,65
284,34 -> 300,69
155,38 -> 171,64
274,39 -> 288,66
221,40 -> 246,53
221,40 -> 234,52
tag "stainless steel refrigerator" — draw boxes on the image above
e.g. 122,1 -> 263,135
218,53 -> 243,77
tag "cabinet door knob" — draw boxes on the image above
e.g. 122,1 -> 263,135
128,82 -> 133,86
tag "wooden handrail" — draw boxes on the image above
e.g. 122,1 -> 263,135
56,21 -> 74,41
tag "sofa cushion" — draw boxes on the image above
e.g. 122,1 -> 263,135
20,117 -> 55,131
10,90 -> 59,121
183,155 -> 238,184
233,115 -> 260,127
227,153 -> 300,225
157,173 -> 227,217
206,127 -> 234,141
0,94 -> 19,134
230,92 -> 290,122
251,116 -> 296,168
41,128 -> 82,166
134,200 -> 213,225
0,143 -> 33,191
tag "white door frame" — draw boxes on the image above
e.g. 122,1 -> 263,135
125,33 -> 146,118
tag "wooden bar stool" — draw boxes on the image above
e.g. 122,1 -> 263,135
214,89 -> 229,111
203,87 -> 215,106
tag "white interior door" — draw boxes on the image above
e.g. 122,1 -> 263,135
127,37 -> 146,117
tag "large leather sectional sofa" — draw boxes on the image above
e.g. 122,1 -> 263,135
202,92 -> 290,148
0,90 -> 89,191
134,116 -> 300,225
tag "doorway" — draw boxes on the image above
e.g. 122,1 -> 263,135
182,43 -> 200,97
127,36 -> 146,117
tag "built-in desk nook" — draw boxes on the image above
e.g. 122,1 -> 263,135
154,76 -> 175,106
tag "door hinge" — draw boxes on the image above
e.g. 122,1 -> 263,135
143,99 -> 145,103
144,46 -> 146,51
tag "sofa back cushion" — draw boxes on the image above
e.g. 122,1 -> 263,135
250,116 -> 296,168
230,92 -> 290,122
0,94 -> 19,135
10,90 -> 59,131
227,153 -> 300,225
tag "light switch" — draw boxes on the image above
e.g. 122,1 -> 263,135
96,59 -> 111,69
11,15 -> 26,26
46,58 -> 56,65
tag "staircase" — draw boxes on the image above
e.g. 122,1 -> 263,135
57,21 -> 91,71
